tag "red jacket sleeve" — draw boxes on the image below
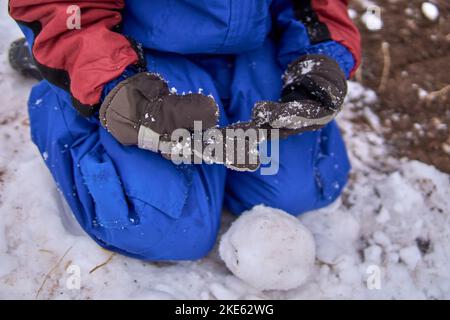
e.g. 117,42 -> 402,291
310,0 -> 361,74
9,0 -> 144,116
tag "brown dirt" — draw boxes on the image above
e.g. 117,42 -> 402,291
350,0 -> 450,173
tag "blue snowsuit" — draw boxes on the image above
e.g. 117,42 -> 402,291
12,0 -> 360,260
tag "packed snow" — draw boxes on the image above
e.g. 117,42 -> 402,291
219,206 -> 315,291
1,1 -> 450,299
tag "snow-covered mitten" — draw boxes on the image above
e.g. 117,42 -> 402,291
8,38 -> 43,81
99,72 -> 219,151
197,121 -> 262,172
162,121 -> 262,172
252,54 -> 347,138
282,54 -> 347,110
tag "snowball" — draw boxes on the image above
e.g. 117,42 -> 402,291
421,2 -> 439,21
361,10 -> 383,31
219,205 -> 316,291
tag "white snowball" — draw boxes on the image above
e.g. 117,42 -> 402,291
219,205 -> 316,291
361,10 -> 383,31
421,2 -> 439,21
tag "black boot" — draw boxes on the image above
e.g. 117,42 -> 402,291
8,38 -> 43,81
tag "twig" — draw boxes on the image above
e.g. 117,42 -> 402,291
426,84 -> 450,101
355,65 -> 363,84
64,260 -> 73,271
89,252 -> 115,274
36,246 -> 72,299
378,41 -> 391,93
39,249 -> 54,254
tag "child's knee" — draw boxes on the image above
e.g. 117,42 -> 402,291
273,123 -> 351,215
93,200 -> 219,261
264,179 -> 320,216
262,166 -> 349,216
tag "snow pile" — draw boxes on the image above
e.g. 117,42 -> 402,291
219,206 -> 315,291
1,1 -> 450,300
294,160 -> 450,299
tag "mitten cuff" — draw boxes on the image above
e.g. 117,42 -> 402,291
296,41 -> 355,79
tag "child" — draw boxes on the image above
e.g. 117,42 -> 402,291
9,0 -> 360,260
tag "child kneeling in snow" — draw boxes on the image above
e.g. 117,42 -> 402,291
9,0 -> 360,261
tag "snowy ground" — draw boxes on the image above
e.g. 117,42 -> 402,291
1,2 -> 450,300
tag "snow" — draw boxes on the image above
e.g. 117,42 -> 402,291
361,9 -> 383,31
348,9 -> 358,20
219,206 -> 315,291
1,2 -> 450,300
364,245 -> 383,265
399,246 -> 422,270
421,2 -> 439,21
283,59 -> 320,86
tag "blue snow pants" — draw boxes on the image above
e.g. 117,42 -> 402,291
28,40 -> 351,260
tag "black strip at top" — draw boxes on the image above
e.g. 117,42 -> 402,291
291,0 -> 331,44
